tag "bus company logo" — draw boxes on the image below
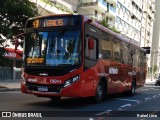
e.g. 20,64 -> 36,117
50,79 -> 61,84
39,73 -> 48,76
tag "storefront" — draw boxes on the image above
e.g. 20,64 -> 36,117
2,48 -> 22,80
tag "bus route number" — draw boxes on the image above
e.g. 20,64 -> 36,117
33,19 -> 39,28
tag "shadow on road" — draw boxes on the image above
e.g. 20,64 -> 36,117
25,92 -> 141,110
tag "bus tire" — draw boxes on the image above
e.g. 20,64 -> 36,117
94,80 -> 104,103
128,80 -> 136,96
50,97 -> 61,101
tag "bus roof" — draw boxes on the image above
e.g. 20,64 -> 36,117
27,14 -> 77,21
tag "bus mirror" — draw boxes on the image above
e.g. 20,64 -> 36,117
142,47 -> 150,54
14,33 -> 24,51
88,38 -> 94,50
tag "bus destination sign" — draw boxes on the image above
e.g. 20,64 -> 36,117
46,19 -> 63,27
26,15 -> 82,28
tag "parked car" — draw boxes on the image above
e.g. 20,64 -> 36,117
155,75 -> 160,86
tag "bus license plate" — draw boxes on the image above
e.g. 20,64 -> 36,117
38,86 -> 48,92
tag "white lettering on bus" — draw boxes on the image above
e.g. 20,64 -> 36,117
98,73 -> 109,77
3,52 -> 16,57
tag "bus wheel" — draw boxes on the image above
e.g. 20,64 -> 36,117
50,97 -> 61,101
94,81 -> 104,103
129,80 -> 136,96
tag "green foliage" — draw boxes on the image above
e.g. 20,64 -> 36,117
0,0 -> 37,38
153,65 -> 158,73
0,0 -> 37,66
110,26 -> 121,34
99,18 -> 120,34
99,19 -> 109,28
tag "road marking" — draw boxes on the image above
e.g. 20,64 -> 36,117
145,97 -> 152,101
118,104 -> 132,110
144,85 -> 160,88
114,98 -> 141,103
141,88 -> 159,91
120,104 -> 131,108
150,88 -> 159,90
153,95 -> 159,98
96,110 -> 112,116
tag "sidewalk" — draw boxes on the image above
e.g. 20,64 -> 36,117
0,78 -> 157,92
0,79 -> 21,92
145,78 -> 156,85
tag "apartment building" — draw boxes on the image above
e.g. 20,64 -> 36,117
141,0 -> 155,71
30,0 -> 78,15
78,0 -> 116,21
77,0 -> 142,46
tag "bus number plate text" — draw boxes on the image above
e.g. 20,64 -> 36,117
38,86 -> 48,92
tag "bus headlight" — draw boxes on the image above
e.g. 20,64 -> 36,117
21,74 -> 26,84
64,75 -> 79,88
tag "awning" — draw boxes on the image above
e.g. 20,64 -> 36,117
3,48 -> 22,59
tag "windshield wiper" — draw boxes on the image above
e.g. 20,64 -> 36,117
56,64 -> 72,66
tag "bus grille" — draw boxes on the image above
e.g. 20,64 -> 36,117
26,82 -> 63,93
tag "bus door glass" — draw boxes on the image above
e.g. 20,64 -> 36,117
84,36 -> 98,68
112,38 -> 122,91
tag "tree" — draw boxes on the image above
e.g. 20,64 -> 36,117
0,0 -> 37,66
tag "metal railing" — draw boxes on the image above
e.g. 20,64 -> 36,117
79,0 -> 107,8
0,67 -> 21,80
0,67 -> 13,80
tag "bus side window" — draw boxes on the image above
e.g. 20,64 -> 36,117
127,45 -> 132,65
113,38 -> 120,62
100,32 -> 112,60
133,49 -> 138,67
136,50 -> 140,67
121,42 -> 128,64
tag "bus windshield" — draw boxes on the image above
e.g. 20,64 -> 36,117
25,28 -> 81,66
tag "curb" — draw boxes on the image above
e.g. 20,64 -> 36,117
0,88 -> 20,92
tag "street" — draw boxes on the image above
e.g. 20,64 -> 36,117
0,85 -> 160,120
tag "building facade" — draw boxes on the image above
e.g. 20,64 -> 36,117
30,0 -> 78,15
141,0 -> 155,72
77,0 -> 143,46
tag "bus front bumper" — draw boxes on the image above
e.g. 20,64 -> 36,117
21,79 -> 84,97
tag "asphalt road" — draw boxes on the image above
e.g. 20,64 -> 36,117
0,85 -> 160,120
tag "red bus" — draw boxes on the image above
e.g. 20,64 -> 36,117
21,14 -> 147,103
